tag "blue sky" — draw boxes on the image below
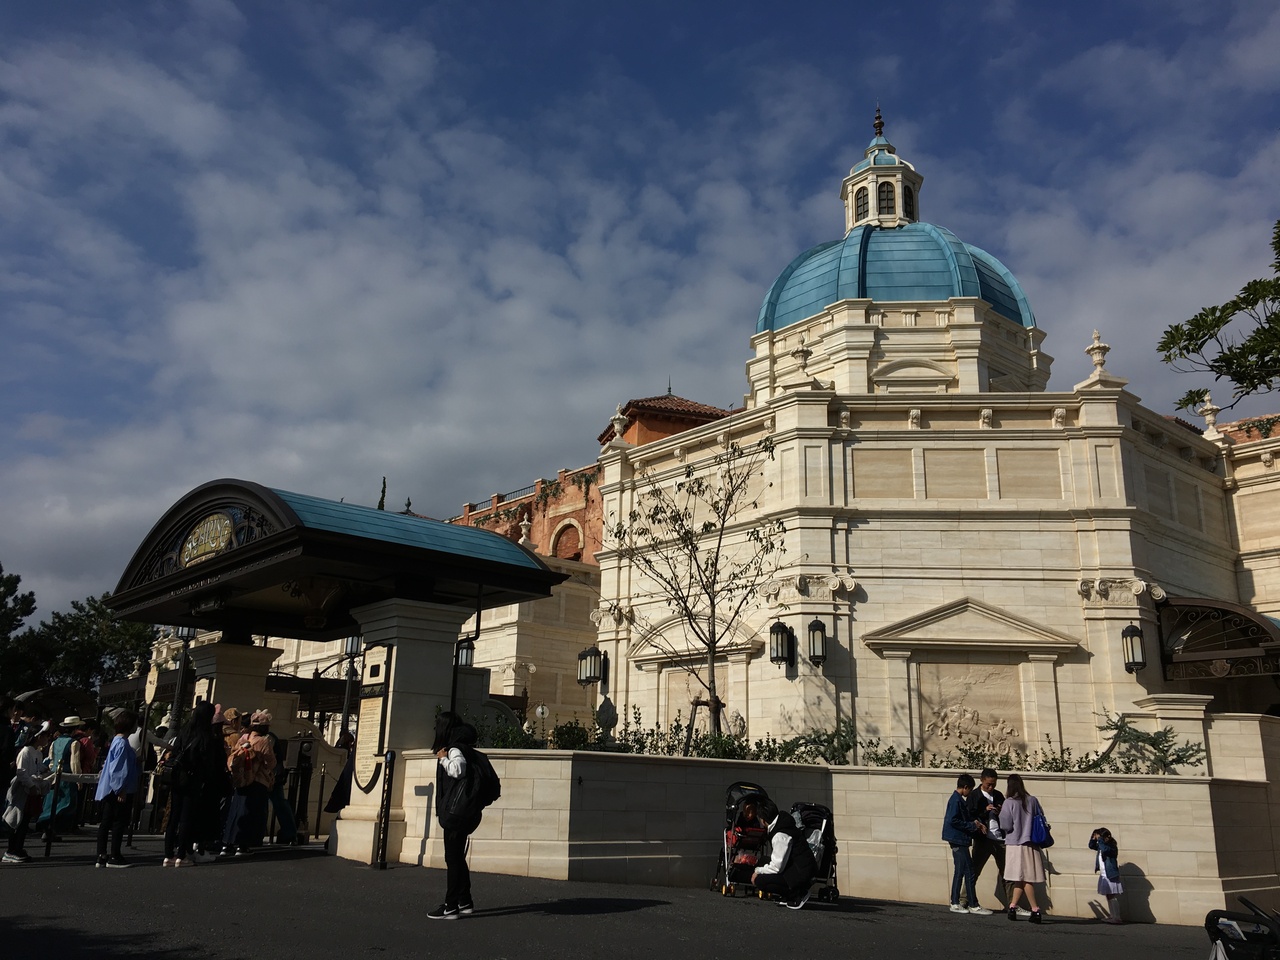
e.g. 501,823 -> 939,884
1,0 -> 1278,617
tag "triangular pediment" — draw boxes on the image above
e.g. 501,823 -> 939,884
863,597 -> 1081,656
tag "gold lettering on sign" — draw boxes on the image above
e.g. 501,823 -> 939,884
180,513 -> 234,568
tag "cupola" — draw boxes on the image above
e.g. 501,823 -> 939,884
840,108 -> 923,232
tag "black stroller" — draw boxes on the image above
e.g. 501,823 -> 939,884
1206,895 -> 1280,958
710,781 -> 770,897
790,801 -> 840,903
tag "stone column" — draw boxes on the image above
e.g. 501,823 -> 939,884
189,642 -> 283,718
1133,694 -> 1214,776
332,599 -> 474,864
1020,654 -> 1062,750
883,650 -> 915,752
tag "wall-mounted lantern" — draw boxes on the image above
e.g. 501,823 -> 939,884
578,644 -> 608,686
1121,622 -> 1146,673
807,619 -> 828,666
769,621 -> 795,667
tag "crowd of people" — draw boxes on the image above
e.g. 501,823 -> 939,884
1,694 -> 322,868
944,768 -> 1125,924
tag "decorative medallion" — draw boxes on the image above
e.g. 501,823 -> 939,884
180,512 -> 234,568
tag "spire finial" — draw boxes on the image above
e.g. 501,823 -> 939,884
667,377 -> 672,396
873,105 -> 883,138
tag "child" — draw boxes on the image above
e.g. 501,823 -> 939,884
1089,826 -> 1124,923
942,773 -> 992,915
94,711 -> 141,868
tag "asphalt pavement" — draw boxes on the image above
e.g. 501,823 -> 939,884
1,835 -> 1208,960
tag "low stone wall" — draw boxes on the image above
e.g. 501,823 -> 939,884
344,746 -> 1280,926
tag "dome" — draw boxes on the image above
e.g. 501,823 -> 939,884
756,221 -> 1036,334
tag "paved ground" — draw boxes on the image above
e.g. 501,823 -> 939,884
1,835 -> 1208,960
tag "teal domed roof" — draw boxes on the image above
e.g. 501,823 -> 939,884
756,222 -> 1036,334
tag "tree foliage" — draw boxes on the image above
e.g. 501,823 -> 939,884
0,562 -> 37,646
0,590 -> 154,696
606,437 -> 786,736
1158,219 -> 1280,413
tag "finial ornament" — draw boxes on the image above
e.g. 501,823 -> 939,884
610,404 -> 629,441
1197,392 -> 1221,429
873,105 -> 884,138
791,336 -> 813,375
1085,329 -> 1111,370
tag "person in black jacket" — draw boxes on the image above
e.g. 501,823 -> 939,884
751,798 -> 819,910
963,768 -> 1013,909
428,712 -> 480,920
162,701 -> 231,866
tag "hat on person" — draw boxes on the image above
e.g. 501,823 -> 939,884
223,707 -> 241,724
60,715 -> 83,729
250,709 -> 272,726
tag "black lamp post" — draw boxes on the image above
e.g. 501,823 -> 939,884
769,621 -> 794,667
168,626 -> 196,730
339,634 -> 362,738
577,645 -> 607,686
1121,622 -> 1147,673
807,619 -> 828,666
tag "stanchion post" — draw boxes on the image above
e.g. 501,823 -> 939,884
315,763 -> 327,847
375,749 -> 396,869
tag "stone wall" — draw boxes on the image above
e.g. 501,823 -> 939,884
362,736 -> 1280,926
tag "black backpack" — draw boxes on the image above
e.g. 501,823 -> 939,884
439,746 -> 501,830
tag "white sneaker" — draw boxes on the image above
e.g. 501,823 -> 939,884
950,904 -> 968,913
1017,908 -> 1033,918
968,906 -> 993,916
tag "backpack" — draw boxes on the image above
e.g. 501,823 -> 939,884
439,746 -> 501,831
229,742 -> 256,789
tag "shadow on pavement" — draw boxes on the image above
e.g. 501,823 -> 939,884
1,915 -> 216,960
477,896 -> 671,917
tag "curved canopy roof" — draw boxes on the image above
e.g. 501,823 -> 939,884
757,222 -> 1036,334
109,479 -> 566,641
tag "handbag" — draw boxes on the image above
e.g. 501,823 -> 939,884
1030,812 -> 1054,848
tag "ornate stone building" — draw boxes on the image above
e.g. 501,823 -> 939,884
586,116 -> 1280,758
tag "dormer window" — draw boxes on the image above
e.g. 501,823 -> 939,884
904,185 -> 915,220
878,182 -> 895,216
855,187 -> 869,222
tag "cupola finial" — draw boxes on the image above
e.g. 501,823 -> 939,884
873,105 -> 884,138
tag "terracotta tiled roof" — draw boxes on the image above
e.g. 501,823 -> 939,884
597,394 -> 734,444
1219,414 -> 1280,444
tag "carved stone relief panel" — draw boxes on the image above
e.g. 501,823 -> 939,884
664,664 -> 727,730
918,661 -> 1026,756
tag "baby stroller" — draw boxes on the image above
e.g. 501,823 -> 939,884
790,801 -> 839,903
1205,895 -> 1280,959
711,781 -> 770,897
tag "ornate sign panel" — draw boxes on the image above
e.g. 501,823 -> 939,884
180,512 -> 234,568
353,644 -> 391,793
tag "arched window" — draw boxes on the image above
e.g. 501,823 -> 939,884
878,182 -> 895,215
552,524 -> 582,561
904,185 -> 915,220
854,187 -> 869,222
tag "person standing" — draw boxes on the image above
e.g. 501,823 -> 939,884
964,768 -> 1013,910
227,710 -> 276,856
3,727 -> 54,863
38,716 -> 85,838
163,702 -> 229,866
428,712 -> 481,920
95,711 -> 141,868
998,773 -> 1047,923
943,774 -> 993,915
1090,827 -> 1125,924
751,797 -> 819,910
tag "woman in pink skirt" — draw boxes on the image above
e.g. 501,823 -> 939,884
997,773 -> 1046,923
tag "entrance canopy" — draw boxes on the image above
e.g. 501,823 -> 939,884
109,479 -> 567,642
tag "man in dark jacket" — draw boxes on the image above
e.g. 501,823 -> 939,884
942,773 -> 992,915
428,712 -> 480,920
962,768 -> 1012,909
751,798 -> 818,910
